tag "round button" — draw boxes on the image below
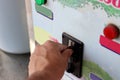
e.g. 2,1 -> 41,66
103,24 -> 119,39
35,0 -> 46,5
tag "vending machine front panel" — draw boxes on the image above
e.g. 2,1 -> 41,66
28,0 -> 120,80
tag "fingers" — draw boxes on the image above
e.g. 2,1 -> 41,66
62,49 -> 73,61
43,40 -> 67,52
33,40 -> 73,61
28,40 -> 73,78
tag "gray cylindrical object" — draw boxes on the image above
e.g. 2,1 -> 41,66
0,0 -> 30,54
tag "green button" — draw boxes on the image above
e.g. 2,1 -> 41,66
35,0 -> 45,5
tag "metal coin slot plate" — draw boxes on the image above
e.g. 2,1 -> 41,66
62,32 -> 84,78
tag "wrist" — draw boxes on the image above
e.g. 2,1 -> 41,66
28,70 -> 61,80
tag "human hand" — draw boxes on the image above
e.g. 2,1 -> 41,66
28,40 -> 73,80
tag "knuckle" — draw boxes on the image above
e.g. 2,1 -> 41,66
47,40 -> 52,43
45,40 -> 52,45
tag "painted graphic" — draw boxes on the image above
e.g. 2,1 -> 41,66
34,27 -> 50,44
58,0 -> 120,17
90,73 -> 102,80
34,27 -> 58,44
100,35 -> 120,54
82,60 -> 113,80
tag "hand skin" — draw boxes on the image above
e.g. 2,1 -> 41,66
28,40 -> 73,80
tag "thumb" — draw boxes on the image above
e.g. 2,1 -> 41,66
62,49 -> 73,61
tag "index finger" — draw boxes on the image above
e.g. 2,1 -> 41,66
43,40 -> 67,52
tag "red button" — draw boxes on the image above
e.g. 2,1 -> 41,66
103,24 -> 119,39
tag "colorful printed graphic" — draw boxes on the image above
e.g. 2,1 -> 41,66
82,60 -> 113,80
34,26 -> 50,44
90,73 -> 102,80
58,0 -> 120,17
100,35 -> 120,55
34,27 -> 58,44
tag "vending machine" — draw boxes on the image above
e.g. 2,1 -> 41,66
26,0 -> 120,80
